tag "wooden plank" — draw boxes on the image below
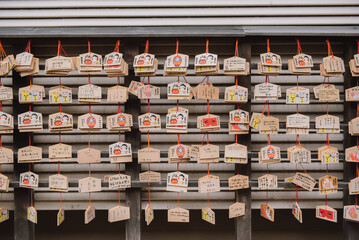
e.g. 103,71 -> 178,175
235,40 -> 251,240
124,41 -> 141,240
1,0 -> 358,8
12,43 -> 35,240
1,7 -> 359,18
0,17 -> 358,28
343,39 -> 359,240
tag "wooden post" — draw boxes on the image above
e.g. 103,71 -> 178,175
12,43 -> 35,240
235,40 -> 251,240
124,40 -> 141,240
343,39 -> 359,240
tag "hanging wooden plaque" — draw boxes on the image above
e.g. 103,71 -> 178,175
107,86 -> 128,103
138,84 -> 160,99
292,202 -> 303,223
84,205 -> 96,224
128,81 -> 143,97
349,177 -> 359,195
20,171 -> 39,189
109,141 -> 132,163
18,146 -> 42,163
49,143 -> 72,162
249,112 -> 264,130
27,206 -> 37,224
315,114 -> 340,133
260,204 -> 274,222
228,174 -> 249,190
57,208 -> 65,226
258,145 -> 281,164
107,112 -> 133,132
197,114 -> 220,132
0,207 -> 9,223
166,171 -> 188,192
286,87 -> 310,104
77,148 -> 101,164
108,206 -> 130,223
293,53 -> 313,68
145,204 -> 154,226
49,86 -> 72,104
138,147 -> 160,164
202,207 -> 215,225
224,85 -> 248,103
229,202 -> 245,219
77,113 -> 103,131
167,82 -> 191,100
78,84 -> 102,103
198,144 -> 219,163
19,85 -> 45,103
292,172 -> 317,191
0,147 -> 13,164
78,177 -> 101,193
49,174 -> 68,192
343,205 -> 359,223
346,86 -> 359,101
258,174 -> 278,189
48,112 -> 73,132
318,145 -> 339,164
254,82 -> 281,101
168,144 -> 191,163
168,207 -> 189,223
0,85 -> 13,101
138,113 -> 161,131
18,111 -> 43,132
108,174 -> 131,189
198,175 -> 220,193
224,143 -> 247,164
0,174 -> 9,192
260,52 -> 282,66
316,205 -> 337,222
318,175 -> 338,195
139,171 -> 161,182
258,116 -> 279,134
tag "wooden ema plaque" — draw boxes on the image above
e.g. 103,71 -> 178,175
260,204 -> 274,222
286,113 -> 310,135
167,171 -> 188,192
78,113 -> 103,131
109,141 -> 132,163
223,56 -> 249,76
108,206 -> 130,223
228,174 -> 249,190
288,59 -> 311,75
0,207 -> 10,223
167,82 -> 191,100
49,174 -> 68,192
286,87 -> 310,104
348,117 -> 359,136
18,111 -> 43,132
78,84 -> 102,103
107,86 -> 128,103
77,148 -> 101,164
48,112 -> 73,132
343,205 -> 359,223
258,174 -> 277,190
104,52 -> 129,77
316,205 -> 337,223
49,143 -> 72,162
323,55 -> 345,73
202,207 -> 215,224
292,172 -> 317,191
85,206 -> 96,224
168,207 -> 189,223
194,53 -> 219,75
166,110 -> 188,133
168,144 -> 191,163
78,177 -> 101,193
349,59 -> 359,77
0,174 -> 9,192
260,52 -> 282,66
78,52 -> 102,74
18,146 -> 42,163
349,177 -> 359,195
108,174 -> 131,189
229,202 -> 245,219
107,112 -> 133,132
139,171 -> 161,182
293,53 -> 313,68
45,56 -> 74,75
258,116 -> 279,134
315,114 -> 340,134
138,147 -> 160,164
249,112 -> 264,130
257,62 -> 281,76
0,111 -> 14,134
198,175 -> 220,193
57,208 -> 65,226
318,145 -> 339,164
254,82 -> 281,100
27,206 -> 37,224
145,204 -> 154,225
138,84 -> 160,100
197,114 -> 220,132
224,85 -> 248,103
128,81 -> 143,97
292,202 -> 303,223
0,85 -> 13,102
346,86 -> 359,102
224,143 -> 247,164
49,86 -> 72,104
258,145 -> 281,164
164,53 -> 189,76
287,145 -> 311,164
318,175 -> 338,195
193,83 -> 219,100
138,113 -> 161,131
229,109 -> 249,134
19,85 -> 45,103
198,144 -> 219,164
20,171 -> 39,189
134,57 -> 158,76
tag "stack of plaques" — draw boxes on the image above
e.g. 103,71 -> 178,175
0,111 -> 14,133
48,112 -> 73,132
77,113 -> 103,131
194,53 -> 219,75
257,52 -> 282,76
106,113 -> 133,132
78,52 -> 102,74
349,54 -> 359,77
288,53 -> 313,75
197,114 -> 220,132
45,56 -> 74,76
104,52 -> 128,78
320,55 -> 345,77
166,107 -> 188,133
15,52 -> 39,77
164,53 -> 189,76
258,145 -> 281,164
18,111 -> 43,132
138,113 -> 161,131
0,55 -> 16,77
223,56 -> 249,75
133,53 -> 158,76
228,109 -> 249,134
